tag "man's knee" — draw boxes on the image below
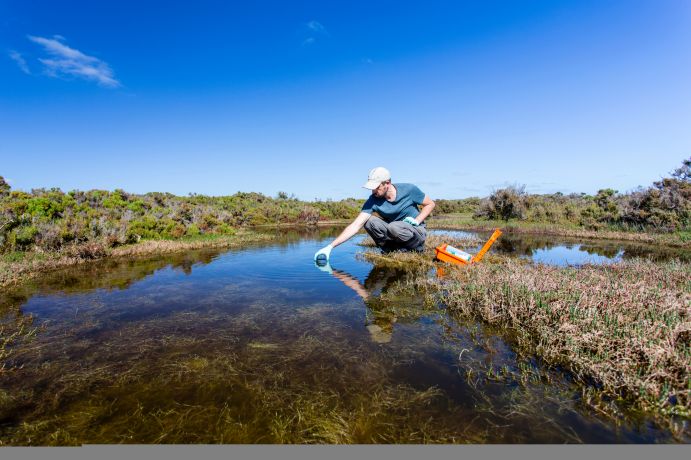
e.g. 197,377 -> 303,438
388,221 -> 414,241
364,216 -> 390,245
365,216 -> 387,232
363,217 -> 376,232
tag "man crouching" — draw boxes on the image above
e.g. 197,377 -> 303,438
314,166 -> 435,262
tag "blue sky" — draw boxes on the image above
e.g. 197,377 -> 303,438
1,0 -> 690,200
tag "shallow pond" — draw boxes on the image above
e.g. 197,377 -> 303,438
434,229 -> 691,265
0,227 -> 687,444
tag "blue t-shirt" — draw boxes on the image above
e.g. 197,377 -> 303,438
361,183 -> 426,223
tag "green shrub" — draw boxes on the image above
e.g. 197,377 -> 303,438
215,224 -> 236,235
26,197 -> 62,219
475,185 -> 527,221
102,190 -> 128,209
161,220 -> 186,239
14,225 -> 38,249
434,198 -> 481,215
619,159 -> 690,232
199,213 -> 219,231
126,216 -> 161,241
0,176 -> 10,197
127,200 -> 147,214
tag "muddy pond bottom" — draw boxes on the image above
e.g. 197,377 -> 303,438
0,228 -> 683,444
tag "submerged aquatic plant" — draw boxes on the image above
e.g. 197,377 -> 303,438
0,314 -> 40,373
0,288 -> 476,445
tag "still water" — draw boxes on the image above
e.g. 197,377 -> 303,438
435,229 -> 691,265
0,227 -> 687,444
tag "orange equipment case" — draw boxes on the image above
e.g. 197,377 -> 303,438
434,228 -> 502,265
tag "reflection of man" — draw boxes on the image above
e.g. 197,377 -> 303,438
314,167 -> 435,262
315,262 -> 398,343
330,269 -> 370,301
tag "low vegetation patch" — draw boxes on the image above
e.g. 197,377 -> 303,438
360,234 -> 690,426
436,258 -> 690,418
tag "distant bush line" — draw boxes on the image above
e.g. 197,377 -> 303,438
0,157 -> 688,254
473,158 -> 690,233
0,186 -> 362,254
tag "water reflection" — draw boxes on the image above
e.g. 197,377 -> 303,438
435,230 -> 690,265
316,261 -> 416,343
0,249 -> 227,315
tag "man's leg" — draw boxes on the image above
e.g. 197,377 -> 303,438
388,221 -> 427,251
364,216 -> 395,251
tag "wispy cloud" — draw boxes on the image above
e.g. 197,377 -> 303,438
8,50 -> 30,74
301,20 -> 328,46
306,21 -> 327,34
27,35 -> 120,88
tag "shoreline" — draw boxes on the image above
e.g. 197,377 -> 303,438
1,219 -> 688,290
427,219 -> 690,248
0,230 -> 277,290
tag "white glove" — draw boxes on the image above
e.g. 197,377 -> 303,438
314,244 -> 333,262
403,216 -> 419,226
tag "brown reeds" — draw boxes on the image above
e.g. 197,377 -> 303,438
426,257 -> 691,419
360,233 -> 689,425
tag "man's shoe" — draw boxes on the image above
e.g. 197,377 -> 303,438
380,243 -> 397,254
407,242 -> 425,253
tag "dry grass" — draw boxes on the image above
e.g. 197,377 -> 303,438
108,231 -> 274,258
422,257 -> 691,419
357,233 -> 483,270
358,234 -> 690,423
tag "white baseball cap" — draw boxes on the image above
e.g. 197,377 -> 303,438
363,167 -> 391,189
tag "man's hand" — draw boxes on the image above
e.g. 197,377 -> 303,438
403,216 -> 419,226
314,244 -> 333,262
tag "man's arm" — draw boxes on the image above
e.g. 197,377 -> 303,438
331,269 -> 370,300
414,195 -> 435,224
314,212 -> 371,261
330,212 -> 371,248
